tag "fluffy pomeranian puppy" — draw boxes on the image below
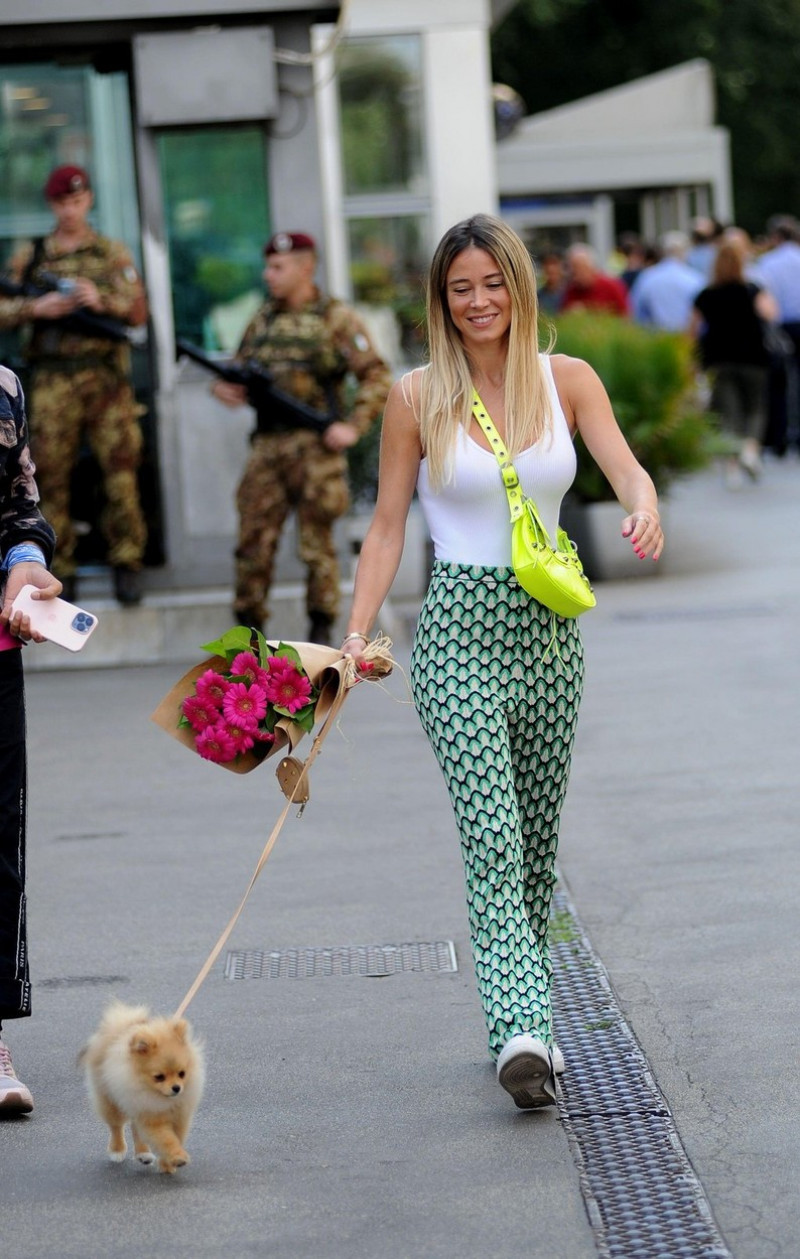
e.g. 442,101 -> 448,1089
79,1001 -> 205,1174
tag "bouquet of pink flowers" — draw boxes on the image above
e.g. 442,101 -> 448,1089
152,626 -> 394,781
176,627 -> 319,766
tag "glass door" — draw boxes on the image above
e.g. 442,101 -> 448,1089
157,127 -> 270,352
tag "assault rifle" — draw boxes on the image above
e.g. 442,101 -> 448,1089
0,272 -> 144,345
176,339 -> 336,435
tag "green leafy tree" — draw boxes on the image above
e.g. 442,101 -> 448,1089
492,0 -> 800,232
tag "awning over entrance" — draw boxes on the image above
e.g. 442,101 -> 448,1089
497,59 -> 732,222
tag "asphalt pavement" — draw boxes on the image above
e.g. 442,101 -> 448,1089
2,457 -> 798,1259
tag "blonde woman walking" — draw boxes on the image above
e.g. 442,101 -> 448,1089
342,215 -> 663,1109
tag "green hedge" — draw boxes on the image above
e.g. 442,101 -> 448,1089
549,313 -> 719,504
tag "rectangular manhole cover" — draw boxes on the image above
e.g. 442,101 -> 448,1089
225,941 -> 457,980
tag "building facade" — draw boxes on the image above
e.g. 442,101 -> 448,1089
496,60 -> 733,263
0,0 -> 501,595
1,2 -> 341,590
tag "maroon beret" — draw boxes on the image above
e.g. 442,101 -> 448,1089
264,231 -> 317,256
44,165 -> 92,199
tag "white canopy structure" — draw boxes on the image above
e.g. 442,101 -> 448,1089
496,59 -> 733,259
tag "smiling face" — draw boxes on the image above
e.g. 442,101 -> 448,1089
445,246 -> 512,349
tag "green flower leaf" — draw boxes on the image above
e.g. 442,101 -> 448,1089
268,641 -> 303,668
200,625 -> 258,658
275,701 -> 316,733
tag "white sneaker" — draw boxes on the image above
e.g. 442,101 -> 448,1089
739,447 -> 763,480
0,1037 -> 34,1115
497,1034 -> 557,1109
551,1043 -> 565,1075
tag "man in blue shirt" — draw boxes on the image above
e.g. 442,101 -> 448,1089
630,232 -> 704,332
754,216 -> 800,452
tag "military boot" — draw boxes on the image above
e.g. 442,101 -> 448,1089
307,614 -> 333,645
113,566 -> 142,607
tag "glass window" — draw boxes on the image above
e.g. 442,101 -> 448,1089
338,36 -> 426,197
0,66 -> 92,243
337,36 -> 429,364
158,128 -> 269,350
347,215 -> 427,360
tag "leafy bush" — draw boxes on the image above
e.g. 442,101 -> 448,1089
550,313 -> 720,503
347,415 -> 383,509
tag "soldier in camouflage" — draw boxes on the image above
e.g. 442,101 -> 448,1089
0,165 -> 148,605
212,231 -> 391,643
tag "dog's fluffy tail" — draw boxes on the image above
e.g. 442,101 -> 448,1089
77,1000 -> 152,1068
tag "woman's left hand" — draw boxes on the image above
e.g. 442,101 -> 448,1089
621,511 -> 664,561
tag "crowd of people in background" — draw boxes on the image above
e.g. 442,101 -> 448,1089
536,214 -> 800,486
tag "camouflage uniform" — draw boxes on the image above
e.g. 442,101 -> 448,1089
0,232 -> 147,578
232,291 -> 391,627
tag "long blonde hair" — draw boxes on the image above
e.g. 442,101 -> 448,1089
420,214 -> 552,487
712,239 -> 746,286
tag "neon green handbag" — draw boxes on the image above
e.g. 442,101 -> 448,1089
472,390 -> 596,618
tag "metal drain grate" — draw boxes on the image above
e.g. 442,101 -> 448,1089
225,940 -> 457,980
552,885 -> 732,1259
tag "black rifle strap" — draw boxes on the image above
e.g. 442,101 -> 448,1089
21,238 -> 46,290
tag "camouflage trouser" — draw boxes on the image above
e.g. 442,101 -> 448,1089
29,362 -> 147,577
234,430 -> 350,623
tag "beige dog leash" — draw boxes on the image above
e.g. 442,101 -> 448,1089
172,641 -> 391,1020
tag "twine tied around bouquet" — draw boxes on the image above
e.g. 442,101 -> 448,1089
172,633 -> 396,1019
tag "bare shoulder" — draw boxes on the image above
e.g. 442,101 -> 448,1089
549,353 -> 601,392
401,363 -> 427,396
380,377 -> 421,458
386,374 -> 419,426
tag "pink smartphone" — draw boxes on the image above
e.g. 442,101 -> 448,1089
10,584 -> 99,652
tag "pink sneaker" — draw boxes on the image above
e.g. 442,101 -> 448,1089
0,1037 -> 34,1114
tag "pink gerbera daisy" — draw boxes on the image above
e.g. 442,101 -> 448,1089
264,657 -> 313,714
182,693 -> 220,732
252,726 -> 276,744
222,720 -> 256,756
195,721 -> 237,763
195,667 -> 231,709
230,652 -> 269,688
222,681 -> 267,731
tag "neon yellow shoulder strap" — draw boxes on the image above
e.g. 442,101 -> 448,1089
470,389 -> 525,522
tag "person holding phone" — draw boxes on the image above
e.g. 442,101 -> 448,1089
0,363 -> 61,1115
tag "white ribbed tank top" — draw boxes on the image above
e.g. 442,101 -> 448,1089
416,356 -> 576,566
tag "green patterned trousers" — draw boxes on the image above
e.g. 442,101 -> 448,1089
410,562 -> 584,1060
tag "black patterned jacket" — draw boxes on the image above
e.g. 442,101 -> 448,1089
0,365 -> 56,567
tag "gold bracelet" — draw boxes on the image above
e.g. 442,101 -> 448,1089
341,631 -> 369,648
